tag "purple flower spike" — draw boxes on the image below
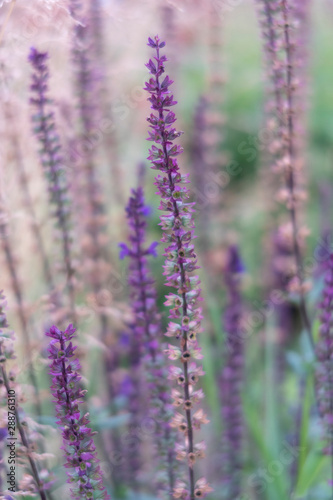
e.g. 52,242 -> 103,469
29,47 -> 76,323
220,245 -> 244,498
120,188 -> 159,355
46,324 -> 110,500
316,253 -> 333,458
120,187 -> 177,495
144,36 -> 212,500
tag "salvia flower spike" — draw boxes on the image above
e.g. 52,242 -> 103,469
120,186 -> 177,496
221,245 -> 244,498
256,0 -> 313,349
144,36 -> 212,500
316,253 -> 333,465
29,47 -> 76,324
45,324 -> 110,499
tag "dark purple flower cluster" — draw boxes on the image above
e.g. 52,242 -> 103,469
220,245 -> 244,498
29,48 -> 76,322
316,253 -> 333,456
46,324 -> 109,499
119,187 -> 159,354
144,36 -> 211,500
120,187 -> 177,496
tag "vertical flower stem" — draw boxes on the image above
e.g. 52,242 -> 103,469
316,254 -> 333,498
145,36 -> 213,500
281,0 -> 314,350
121,187 -> 176,497
153,44 -> 195,496
5,105 -> 55,294
0,216 -> 42,417
29,49 -> 76,325
45,324 -> 109,499
38,92 -> 76,321
0,345 -> 47,500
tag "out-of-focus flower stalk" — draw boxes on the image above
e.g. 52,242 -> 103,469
0,203 -> 42,417
220,246 -> 244,499
28,48 -> 76,325
190,97 -> 210,253
45,324 -> 109,500
0,291 -> 49,500
145,36 -> 212,500
200,0 -> 227,249
120,187 -> 177,497
315,252 -> 333,492
160,3 -> 178,74
124,320 -> 142,489
88,0 -> 125,206
280,0 -> 312,344
271,228 -> 300,386
256,0 -> 313,349
68,5 -> 123,486
69,0 -> 112,342
102,337 -> 124,492
4,102 -> 55,296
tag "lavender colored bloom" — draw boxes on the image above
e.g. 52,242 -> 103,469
144,36 -> 211,500
45,324 -> 109,500
29,48 -> 76,323
119,187 -> 159,356
120,187 -> 177,496
190,97 -> 209,251
316,253 -> 333,458
220,246 -> 244,499
119,190 -> 156,487
256,0 -> 313,348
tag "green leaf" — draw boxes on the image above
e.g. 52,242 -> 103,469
298,375 -> 313,477
295,452 -> 328,496
244,400 -> 287,500
200,273 -> 224,433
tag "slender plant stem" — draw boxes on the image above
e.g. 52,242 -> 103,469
281,0 -> 314,351
0,218 -> 42,417
0,345 -> 47,500
7,127 -> 55,293
132,206 -> 175,497
37,92 -> 76,325
155,44 -> 195,499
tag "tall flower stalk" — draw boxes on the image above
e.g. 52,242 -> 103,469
0,203 -> 42,416
88,0 -> 125,206
29,48 -> 76,325
120,187 -> 177,497
144,36 -> 212,500
0,291 -> 50,499
220,246 -> 244,499
316,252 -> 333,492
4,101 -> 55,295
256,0 -> 312,348
190,97 -> 209,253
280,0 -> 311,342
68,3 -> 115,382
45,324 -> 109,500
